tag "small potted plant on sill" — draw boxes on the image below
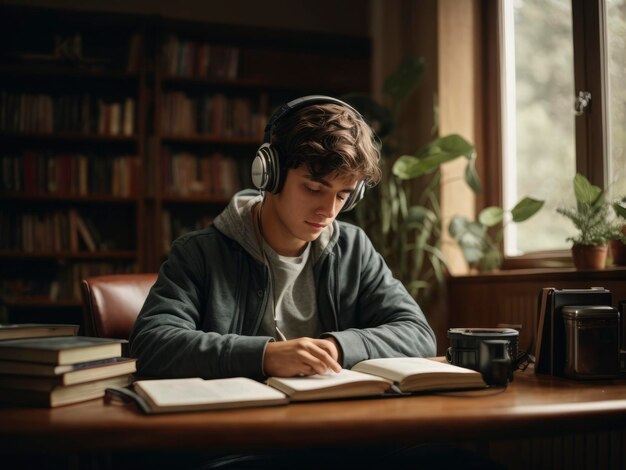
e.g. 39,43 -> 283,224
609,197 -> 626,265
448,197 -> 544,271
556,173 -> 623,270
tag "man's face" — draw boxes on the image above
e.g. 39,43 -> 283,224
263,165 -> 360,256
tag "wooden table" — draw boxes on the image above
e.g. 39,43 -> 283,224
1,369 -> 625,468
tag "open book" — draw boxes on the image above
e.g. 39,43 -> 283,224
119,358 -> 486,414
132,377 -> 288,413
268,357 -> 487,401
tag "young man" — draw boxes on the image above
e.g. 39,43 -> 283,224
130,95 -> 436,380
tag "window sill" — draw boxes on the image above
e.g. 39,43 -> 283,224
448,265 -> 626,284
500,250 -> 573,270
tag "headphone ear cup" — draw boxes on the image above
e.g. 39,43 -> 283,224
252,143 -> 281,193
341,181 -> 365,212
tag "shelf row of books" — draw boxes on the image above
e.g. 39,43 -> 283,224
161,150 -> 241,197
0,325 -> 136,407
0,208 -> 116,253
161,210 -> 213,254
2,263 -> 136,302
0,153 -> 139,197
161,35 -> 239,79
161,92 -> 266,138
0,91 -> 135,136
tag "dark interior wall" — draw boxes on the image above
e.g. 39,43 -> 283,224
1,0 -> 370,36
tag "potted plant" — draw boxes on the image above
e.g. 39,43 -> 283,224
344,56 -> 478,302
609,197 -> 626,265
556,174 -> 623,270
448,197 -> 544,271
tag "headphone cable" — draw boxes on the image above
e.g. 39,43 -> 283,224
255,197 -> 287,342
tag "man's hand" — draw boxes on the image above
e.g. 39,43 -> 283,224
263,337 -> 342,377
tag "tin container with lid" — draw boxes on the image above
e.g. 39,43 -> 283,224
562,305 -> 620,379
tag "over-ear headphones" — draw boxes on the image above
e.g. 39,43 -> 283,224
251,95 -> 366,212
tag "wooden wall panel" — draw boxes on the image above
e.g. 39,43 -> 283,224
484,430 -> 626,470
445,267 -> 626,356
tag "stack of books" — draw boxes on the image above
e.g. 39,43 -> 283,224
0,324 -> 136,407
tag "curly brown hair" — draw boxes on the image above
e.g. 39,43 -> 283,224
270,102 -> 381,192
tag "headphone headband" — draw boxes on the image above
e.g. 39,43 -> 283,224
263,95 -> 361,143
252,95 -> 366,212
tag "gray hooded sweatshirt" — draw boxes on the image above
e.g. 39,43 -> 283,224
130,189 -> 436,380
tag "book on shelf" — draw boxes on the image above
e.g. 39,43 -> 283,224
68,208 -> 80,252
0,374 -> 132,408
126,32 -> 143,73
123,97 -> 135,136
72,209 -> 97,252
268,357 -> 487,401
119,358 -> 486,414
0,356 -> 136,383
0,323 -> 79,341
0,336 -> 124,365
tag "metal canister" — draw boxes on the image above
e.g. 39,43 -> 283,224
562,305 -> 620,379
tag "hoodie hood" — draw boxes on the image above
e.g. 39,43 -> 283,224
213,189 -> 336,263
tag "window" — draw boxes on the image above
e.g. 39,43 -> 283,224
607,0 -> 626,196
498,0 -> 625,258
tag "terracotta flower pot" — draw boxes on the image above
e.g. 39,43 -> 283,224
609,226 -> 626,266
571,244 -> 607,270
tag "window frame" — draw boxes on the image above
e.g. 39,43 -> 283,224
482,0 -> 610,269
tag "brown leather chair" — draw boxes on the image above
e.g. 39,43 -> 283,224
81,273 -> 157,339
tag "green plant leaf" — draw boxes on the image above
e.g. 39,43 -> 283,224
448,215 -> 469,239
511,197 -> 545,222
392,135 -> 475,180
423,245 -> 449,287
407,280 -> 430,290
613,201 -> 626,219
406,206 -> 436,226
383,56 -> 425,103
478,207 -> 503,227
464,153 -> 481,192
416,134 -> 474,159
392,155 -> 422,179
448,216 -> 487,264
478,246 -> 503,271
573,173 -> 603,205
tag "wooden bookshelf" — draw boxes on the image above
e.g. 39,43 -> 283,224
146,17 -> 371,269
0,6 -> 146,326
0,5 -> 371,325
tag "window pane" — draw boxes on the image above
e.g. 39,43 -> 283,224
607,0 -> 626,198
502,0 -> 576,255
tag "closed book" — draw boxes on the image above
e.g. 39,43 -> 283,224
0,336 -> 124,365
0,324 -> 79,341
133,377 -> 288,414
0,374 -> 131,408
0,357 -> 136,384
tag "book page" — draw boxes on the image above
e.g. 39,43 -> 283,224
352,358 -> 486,392
352,357 -> 480,382
267,369 -> 390,393
266,369 -> 392,401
